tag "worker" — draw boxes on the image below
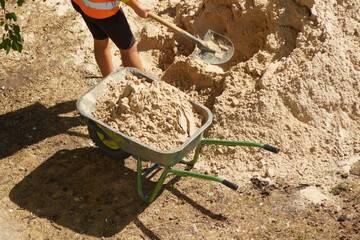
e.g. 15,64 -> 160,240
71,0 -> 151,77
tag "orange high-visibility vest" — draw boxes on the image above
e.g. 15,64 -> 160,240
73,0 -> 130,19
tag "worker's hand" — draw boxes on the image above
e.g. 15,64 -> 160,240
134,5 -> 151,18
125,0 -> 151,18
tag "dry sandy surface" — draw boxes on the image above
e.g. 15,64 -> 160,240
1,0 -> 360,239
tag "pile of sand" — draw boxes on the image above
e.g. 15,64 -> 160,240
89,0 -> 358,206
92,74 -> 202,151
133,0 -> 360,205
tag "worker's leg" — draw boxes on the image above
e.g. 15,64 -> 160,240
94,38 -> 113,77
120,42 -> 144,72
71,1 -> 112,76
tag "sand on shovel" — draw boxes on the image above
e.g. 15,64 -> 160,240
92,73 -> 202,151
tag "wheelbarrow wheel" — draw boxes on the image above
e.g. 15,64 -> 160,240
88,126 -> 131,160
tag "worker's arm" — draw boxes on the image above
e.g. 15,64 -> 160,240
121,0 -> 151,18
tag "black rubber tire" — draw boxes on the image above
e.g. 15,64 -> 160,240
88,126 -> 131,160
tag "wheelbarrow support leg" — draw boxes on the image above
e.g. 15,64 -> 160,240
169,168 -> 238,190
137,157 -> 170,203
137,157 -> 238,203
180,141 -> 204,166
137,139 -> 279,203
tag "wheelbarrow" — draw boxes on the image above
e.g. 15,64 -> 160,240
76,67 -> 279,203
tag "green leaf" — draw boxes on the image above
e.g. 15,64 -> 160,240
0,0 -> 5,9
18,42 -> 23,52
13,25 -> 20,33
5,13 -> 17,21
12,40 -> 22,52
5,23 -> 8,31
9,30 -> 14,39
5,42 -> 10,54
0,21 -> 4,26
17,0 -> 25,7
4,38 -> 11,47
12,40 -> 19,51
14,32 -> 21,41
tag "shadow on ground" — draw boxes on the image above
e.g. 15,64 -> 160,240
0,100 -> 84,159
9,145 -> 228,238
9,147 -> 162,238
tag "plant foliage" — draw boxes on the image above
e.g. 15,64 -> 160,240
0,0 -> 25,54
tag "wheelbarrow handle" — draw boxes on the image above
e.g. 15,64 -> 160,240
263,144 -> 280,153
222,180 -> 238,190
201,139 -> 280,153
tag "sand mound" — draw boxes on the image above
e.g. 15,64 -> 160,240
92,74 -> 202,151
70,0 -> 359,197
170,0 -> 311,70
136,0 -> 360,194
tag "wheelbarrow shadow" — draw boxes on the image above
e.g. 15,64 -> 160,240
9,146 -> 228,238
9,147 -> 160,238
0,100 -> 84,159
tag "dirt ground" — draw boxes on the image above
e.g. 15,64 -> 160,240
1,0 -> 360,239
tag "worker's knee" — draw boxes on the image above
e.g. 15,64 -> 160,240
94,38 -> 110,50
120,42 -> 138,55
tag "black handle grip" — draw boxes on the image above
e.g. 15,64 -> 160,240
263,144 -> 279,153
222,180 -> 238,190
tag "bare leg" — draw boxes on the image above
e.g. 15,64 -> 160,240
94,38 -> 113,77
120,42 -> 144,72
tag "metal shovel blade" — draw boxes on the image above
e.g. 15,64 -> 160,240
191,30 -> 234,65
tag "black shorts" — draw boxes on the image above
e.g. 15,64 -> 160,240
71,1 -> 136,50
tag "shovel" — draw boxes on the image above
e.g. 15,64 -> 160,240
147,12 -> 234,65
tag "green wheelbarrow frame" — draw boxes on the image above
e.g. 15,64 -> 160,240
136,137 -> 278,203
77,67 -> 279,203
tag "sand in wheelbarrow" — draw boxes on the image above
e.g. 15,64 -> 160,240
92,74 -> 203,151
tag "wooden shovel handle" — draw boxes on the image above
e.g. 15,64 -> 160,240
147,12 -> 185,35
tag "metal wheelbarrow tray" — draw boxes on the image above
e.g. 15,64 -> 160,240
77,67 -> 280,203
